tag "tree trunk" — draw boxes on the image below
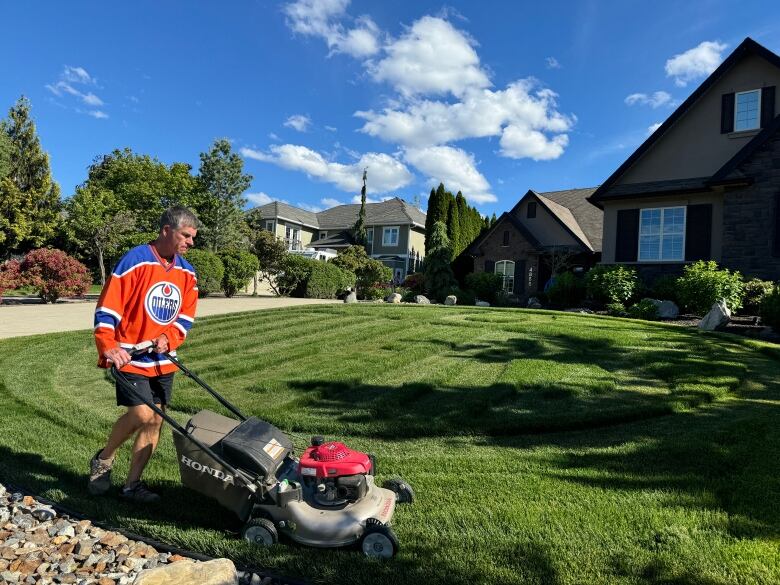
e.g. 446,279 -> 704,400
97,243 -> 106,286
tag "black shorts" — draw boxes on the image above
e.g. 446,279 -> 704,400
116,372 -> 174,407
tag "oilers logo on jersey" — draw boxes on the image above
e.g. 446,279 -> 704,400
145,281 -> 182,324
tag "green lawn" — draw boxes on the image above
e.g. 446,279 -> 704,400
0,305 -> 778,585
1,283 -> 103,297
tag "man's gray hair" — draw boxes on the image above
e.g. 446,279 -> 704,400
160,206 -> 199,230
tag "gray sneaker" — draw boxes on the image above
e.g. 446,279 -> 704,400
88,450 -> 113,495
120,481 -> 161,503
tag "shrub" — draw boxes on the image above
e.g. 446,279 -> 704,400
742,278 -> 774,315
676,260 -> 744,315
585,265 -> 639,304
20,249 -> 91,303
760,285 -> 780,330
650,275 -> 679,304
448,286 -> 475,306
0,259 -> 21,298
401,272 -> 425,293
357,259 -> 392,299
464,272 -> 503,304
401,289 -> 417,303
363,284 -> 392,301
605,301 -> 627,316
185,249 -> 224,298
218,248 -> 259,298
306,261 -> 355,299
546,271 -> 586,308
276,255 -> 317,297
627,299 -> 659,320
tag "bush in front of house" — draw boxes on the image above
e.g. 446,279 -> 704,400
675,260 -> 745,315
585,265 -> 639,305
627,299 -> 660,320
448,286 -> 475,306
357,259 -> 392,299
546,271 -> 586,308
649,274 -> 679,305
0,259 -> 21,299
276,254 -> 317,297
605,301 -> 627,316
760,284 -> 780,330
306,261 -> 355,299
186,249 -> 224,298
20,248 -> 92,303
464,272 -> 503,304
401,272 -> 425,293
741,278 -> 774,315
218,248 -> 259,298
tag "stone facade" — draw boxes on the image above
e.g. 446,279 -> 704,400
472,221 -> 541,295
721,131 -> 780,281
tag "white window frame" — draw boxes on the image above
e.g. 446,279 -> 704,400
495,260 -> 515,294
382,226 -> 400,247
366,228 -> 374,244
638,206 -> 686,262
319,231 -> 328,240
734,89 -> 761,132
265,220 -> 275,232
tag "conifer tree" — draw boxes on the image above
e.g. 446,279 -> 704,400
447,198 -> 460,257
353,168 -> 368,247
424,221 -> 456,302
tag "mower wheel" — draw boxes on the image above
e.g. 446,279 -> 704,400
360,520 -> 399,559
383,478 -> 415,504
242,518 -> 278,547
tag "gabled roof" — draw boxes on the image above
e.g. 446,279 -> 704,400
589,37 -> 780,208
534,188 -> 601,252
309,230 -> 355,248
466,211 -> 543,255
251,197 -> 426,230
709,113 -> 780,184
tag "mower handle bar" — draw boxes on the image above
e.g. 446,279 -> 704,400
111,343 -> 257,493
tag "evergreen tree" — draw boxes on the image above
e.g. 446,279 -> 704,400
0,97 -> 61,256
196,138 -> 253,252
424,221 -> 456,302
455,191 -> 469,253
353,168 -> 368,247
490,213 -> 498,227
0,122 -> 11,181
424,186 -> 438,253
447,198 -> 460,257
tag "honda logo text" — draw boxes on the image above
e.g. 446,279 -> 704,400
181,455 -> 234,484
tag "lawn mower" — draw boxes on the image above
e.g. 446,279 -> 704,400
112,342 -> 414,558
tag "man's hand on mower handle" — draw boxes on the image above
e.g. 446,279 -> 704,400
153,334 -> 169,354
104,347 -> 132,369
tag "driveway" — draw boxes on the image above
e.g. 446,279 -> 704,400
0,296 -> 341,339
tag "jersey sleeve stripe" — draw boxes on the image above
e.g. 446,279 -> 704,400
112,261 -> 159,279
96,306 -> 122,322
94,322 -> 114,331
178,314 -> 195,323
173,322 -> 188,336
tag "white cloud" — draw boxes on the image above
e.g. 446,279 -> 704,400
87,110 -> 109,119
269,132 -> 280,141
356,79 -> 573,159
647,122 -> 663,135
62,66 -> 95,85
321,197 -> 345,207
82,93 -> 104,107
241,145 -> 413,193
284,114 -> 312,132
665,41 -> 727,87
369,16 -> 490,98
624,91 -> 673,108
45,66 -> 107,116
246,192 -> 284,206
404,146 -> 495,203
545,56 -> 561,69
324,125 -> 337,132
351,194 -> 390,204
297,202 -> 324,212
283,0 -> 380,58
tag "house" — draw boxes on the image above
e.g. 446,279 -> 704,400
588,37 -> 780,283
465,188 -> 602,297
253,197 -> 426,281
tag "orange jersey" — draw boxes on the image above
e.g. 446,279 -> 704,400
94,244 -> 198,376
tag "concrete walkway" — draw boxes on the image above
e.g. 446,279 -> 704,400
0,296 -> 341,339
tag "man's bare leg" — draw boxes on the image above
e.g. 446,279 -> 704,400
126,407 -> 164,486
99,405 -> 156,462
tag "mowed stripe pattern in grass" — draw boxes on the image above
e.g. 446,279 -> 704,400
0,305 -> 778,585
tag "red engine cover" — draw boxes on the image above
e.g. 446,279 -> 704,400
298,441 -> 372,479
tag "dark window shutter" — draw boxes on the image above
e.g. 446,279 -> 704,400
527,202 -> 537,219
761,86 -> 776,128
502,230 -> 510,245
485,259 -> 495,273
774,193 -> 780,258
615,209 -> 639,262
685,204 -> 713,261
721,93 -> 735,133
514,260 -> 526,294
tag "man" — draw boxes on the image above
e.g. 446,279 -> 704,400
89,206 -> 199,503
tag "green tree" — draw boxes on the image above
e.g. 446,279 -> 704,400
65,185 -> 136,285
353,169 -> 368,247
424,186 -> 438,253
0,121 -> 11,180
0,97 -> 61,256
253,230 -> 288,296
218,248 -> 259,298
424,221 -> 456,302
196,139 -> 253,252
447,198 -> 460,257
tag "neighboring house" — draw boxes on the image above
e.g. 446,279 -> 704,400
588,37 -> 780,283
465,188 -> 602,297
253,197 -> 426,281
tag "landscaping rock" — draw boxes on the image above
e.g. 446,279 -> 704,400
563,308 -> 594,314
344,291 -> 357,303
527,297 -> 542,309
385,293 -> 402,303
414,295 -> 430,304
475,300 -> 490,307
444,295 -> 457,306
647,299 -> 679,319
133,558 -> 237,585
699,300 -> 730,330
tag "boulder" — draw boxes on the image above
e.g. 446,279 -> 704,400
475,300 -> 490,307
344,291 -> 357,304
647,299 -> 679,319
385,293 -> 402,304
414,295 -> 430,304
563,308 -> 594,314
698,300 -> 730,330
527,297 -> 542,309
133,558 -> 237,585
444,295 -> 457,305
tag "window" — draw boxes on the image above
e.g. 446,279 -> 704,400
502,230 -> 510,246
735,90 -> 761,131
495,260 -> 515,293
527,202 -> 537,219
382,226 -> 399,246
319,231 -> 328,240
285,225 -> 301,250
265,220 -> 274,232
638,207 -> 685,261
367,228 -> 373,244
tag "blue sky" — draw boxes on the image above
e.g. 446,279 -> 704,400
2,1 -> 778,217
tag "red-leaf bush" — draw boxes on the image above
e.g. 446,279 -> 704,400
0,259 -> 21,299
21,248 -> 92,303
